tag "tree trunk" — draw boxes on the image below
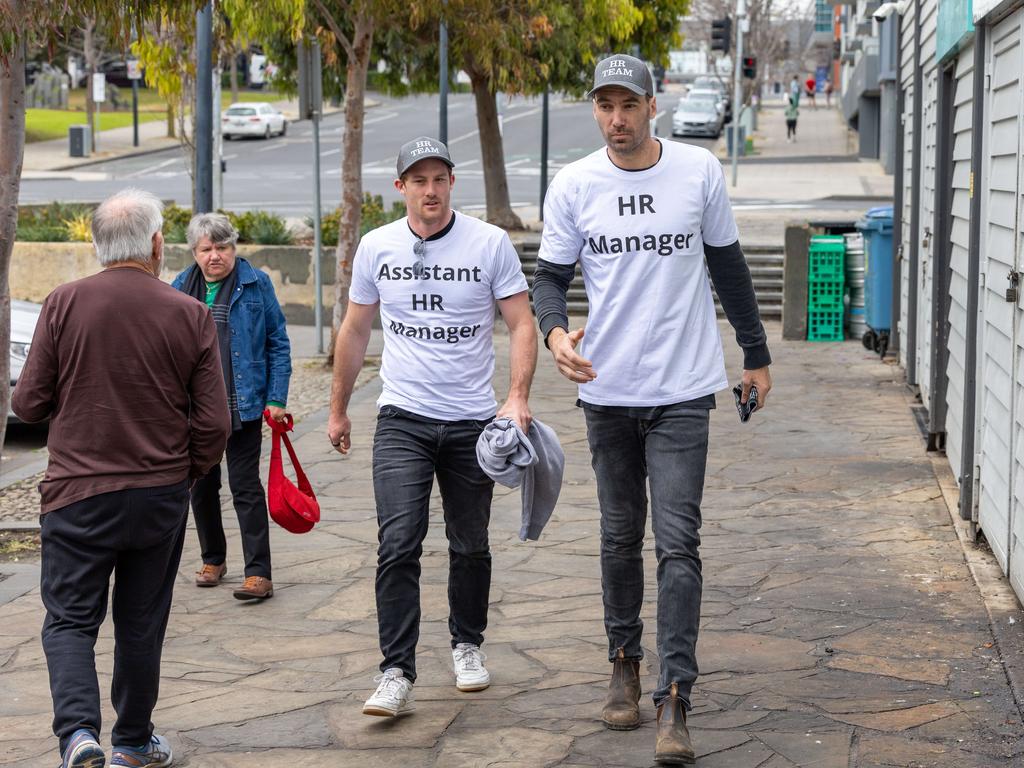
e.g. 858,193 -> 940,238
230,51 -> 239,104
329,14 -> 374,364
167,101 -> 176,138
0,35 -> 27,456
466,63 -> 522,230
84,19 -> 97,152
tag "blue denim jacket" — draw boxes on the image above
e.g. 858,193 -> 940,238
172,258 -> 291,421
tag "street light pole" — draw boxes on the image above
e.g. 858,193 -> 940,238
439,11 -> 448,143
194,0 -> 214,213
540,87 -> 549,221
731,0 -> 745,187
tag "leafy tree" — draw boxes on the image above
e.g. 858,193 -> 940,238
307,0 -> 405,353
401,0 -> 688,229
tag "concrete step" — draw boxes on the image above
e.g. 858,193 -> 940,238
515,238 -> 785,323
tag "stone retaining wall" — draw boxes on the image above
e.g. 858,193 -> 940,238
10,233 -> 541,325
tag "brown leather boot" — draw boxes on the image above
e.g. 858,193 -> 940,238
655,683 -> 695,765
233,576 -> 274,601
602,647 -> 641,730
195,562 -> 226,587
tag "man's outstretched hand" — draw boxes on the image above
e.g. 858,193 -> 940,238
548,327 -> 597,384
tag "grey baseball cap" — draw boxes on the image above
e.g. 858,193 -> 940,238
396,136 -> 454,177
586,53 -> 654,99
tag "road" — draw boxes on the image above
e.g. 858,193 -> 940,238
18,92 -> 715,217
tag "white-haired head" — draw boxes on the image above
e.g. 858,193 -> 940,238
91,189 -> 164,267
186,212 -> 239,251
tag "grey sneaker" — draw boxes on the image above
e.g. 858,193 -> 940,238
363,668 -> 415,717
110,733 -> 172,767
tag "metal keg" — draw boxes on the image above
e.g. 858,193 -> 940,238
844,232 -> 866,339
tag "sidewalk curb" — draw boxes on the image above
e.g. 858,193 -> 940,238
0,456 -> 47,492
928,450 -> 1024,717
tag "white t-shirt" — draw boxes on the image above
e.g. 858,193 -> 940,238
349,212 -> 528,421
538,139 -> 739,407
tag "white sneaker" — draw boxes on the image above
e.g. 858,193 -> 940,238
453,643 -> 491,692
363,668 -> 415,717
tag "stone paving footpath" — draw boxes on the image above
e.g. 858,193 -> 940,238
2,322 -> 1023,767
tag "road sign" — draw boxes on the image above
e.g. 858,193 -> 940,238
92,72 -> 106,103
127,59 -> 142,80
711,18 -> 731,52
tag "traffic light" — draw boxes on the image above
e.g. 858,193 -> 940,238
742,56 -> 757,79
711,18 -> 731,52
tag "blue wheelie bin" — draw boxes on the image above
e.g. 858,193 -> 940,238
856,206 -> 894,356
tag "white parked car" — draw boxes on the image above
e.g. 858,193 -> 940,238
9,299 -> 42,423
221,102 -> 287,140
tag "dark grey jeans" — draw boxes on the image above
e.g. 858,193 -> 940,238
372,405 -> 495,682
583,404 -> 710,708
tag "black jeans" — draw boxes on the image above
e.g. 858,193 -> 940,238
372,406 -> 494,682
40,481 -> 188,755
190,418 -> 272,578
584,405 -> 710,709
786,119 -> 797,138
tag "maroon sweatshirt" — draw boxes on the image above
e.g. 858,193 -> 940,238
12,267 -> 231,514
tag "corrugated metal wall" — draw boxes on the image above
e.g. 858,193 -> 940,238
918,0 -> 940,407
978,9 -> 1022,578
899,3 -> 918,372
943,44 -> 977,484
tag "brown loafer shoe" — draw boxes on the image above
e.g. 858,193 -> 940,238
195,562 -> 227,587
655,683 -> 695,765
602,647 -> 642,730
233,576 -> 274,601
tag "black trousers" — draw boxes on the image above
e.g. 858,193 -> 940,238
190,419 -> 272,578
40,481 -> 188,755
371,406 -> 494,682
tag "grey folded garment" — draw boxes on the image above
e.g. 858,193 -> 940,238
475,417 -> 564,541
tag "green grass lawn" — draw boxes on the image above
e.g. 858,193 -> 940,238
27,88 -> 289,143
25,109 -> 166,143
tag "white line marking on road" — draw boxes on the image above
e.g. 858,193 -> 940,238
364,110 -> 399,126
505,158 -> 530,167
223,154 -> 238,160
124,157 -> 179,178
321,148 -> 341,157
448,106 -> 542,145
256,142 -> 285,153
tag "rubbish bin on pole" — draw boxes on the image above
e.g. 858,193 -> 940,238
855,205 -> 894,356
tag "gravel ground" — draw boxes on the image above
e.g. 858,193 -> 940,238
0,356 -> 379,525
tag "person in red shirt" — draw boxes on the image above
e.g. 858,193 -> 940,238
805,75 -> 817,109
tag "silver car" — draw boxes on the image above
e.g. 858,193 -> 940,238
9,299 -> 42,422
672,99 -> 723,138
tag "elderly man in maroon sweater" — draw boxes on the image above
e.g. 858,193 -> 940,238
12,189 -> 230,768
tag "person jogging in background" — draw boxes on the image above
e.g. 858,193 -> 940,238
532,53 -> 772,765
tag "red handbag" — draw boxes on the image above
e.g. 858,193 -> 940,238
264,409 -> 320,533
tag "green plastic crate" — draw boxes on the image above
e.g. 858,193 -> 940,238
809,236 -> 846,281
807,309 -> 844,341
808,280 -> 845,311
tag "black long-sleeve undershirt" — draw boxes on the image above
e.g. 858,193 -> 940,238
532,240 -> 772,370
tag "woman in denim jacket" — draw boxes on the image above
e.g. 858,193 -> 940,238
172,213 -> 291,601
